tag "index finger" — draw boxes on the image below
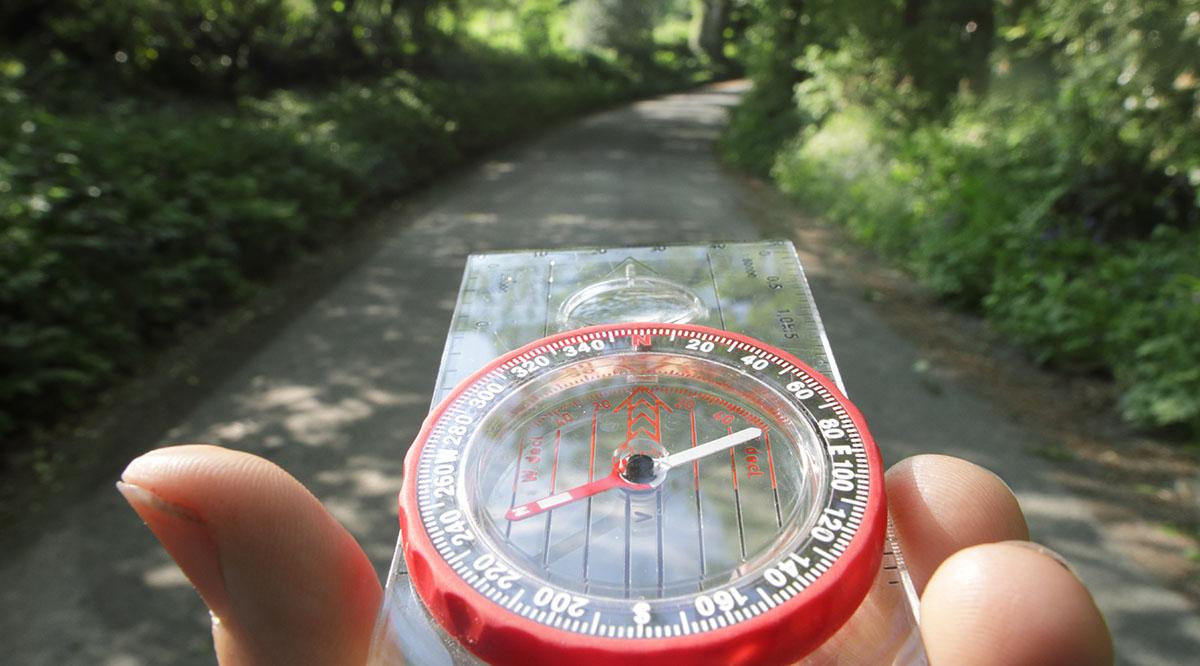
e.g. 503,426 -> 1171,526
886,454 -> 1029,591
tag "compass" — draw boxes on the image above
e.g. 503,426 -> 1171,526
399,322 -> 886,665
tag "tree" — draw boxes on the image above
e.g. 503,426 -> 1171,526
566,0 -> 668,68
689,0 -> 731,72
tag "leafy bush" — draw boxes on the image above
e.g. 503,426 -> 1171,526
716,0 -> 810,177
1113,269 -> 1200,428
0,42 -> 692,450
759,87 -> 1200,435
0,90 -> 351,440
1001,0 -> 1200,197
772,108 -> 915,254
721,0 -> 1200,436
719,83 -> 803,177
988,226 -> 1200,428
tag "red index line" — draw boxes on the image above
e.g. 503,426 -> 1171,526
505,437 -> 527,537
588,407 -> 599,483
691,408 -> 700,487
550,429 -> 562,493
727,425 -> 739,491
764,429 -> 783,528
541,429 -> 564,565
764,430 -> 778,489
728,424 -> 747,560
512,438 -> 526,495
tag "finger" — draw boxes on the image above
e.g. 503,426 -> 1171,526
808,454 -> 1030,659
886,454 -> 1029,591
922,542 -> 1113,665
117,445 -> 382,666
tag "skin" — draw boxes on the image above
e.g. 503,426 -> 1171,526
118,448 -> 1113,665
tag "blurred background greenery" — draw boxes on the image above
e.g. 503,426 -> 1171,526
1,0 -> 1197,470
0,0 -> 712,461
723,0 -> 1200,439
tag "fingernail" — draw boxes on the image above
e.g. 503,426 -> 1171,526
1000,540 -> 1081,579
117,480 -> 231,615
118,480 -> 203,523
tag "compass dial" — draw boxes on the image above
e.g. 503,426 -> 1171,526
400,323 -> 885,665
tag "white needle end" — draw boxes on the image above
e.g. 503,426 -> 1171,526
661,427 -> 763,469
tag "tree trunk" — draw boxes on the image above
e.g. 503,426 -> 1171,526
689,0 -> 730,71
903,0 -> 924,28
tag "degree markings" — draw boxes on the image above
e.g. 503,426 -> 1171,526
414,326 -> 877,638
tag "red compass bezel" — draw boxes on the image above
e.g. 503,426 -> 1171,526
399,322 -> 886,666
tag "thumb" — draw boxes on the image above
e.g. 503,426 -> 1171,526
117,445 -> 383,665
920,541 -> 1112,665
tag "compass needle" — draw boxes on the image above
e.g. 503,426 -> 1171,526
661,427 -> 761,469
506,427 -> 762,522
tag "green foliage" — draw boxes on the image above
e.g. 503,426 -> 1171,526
724,0 -> 1200,435
1001,0 -> 1200,194
772,108 -> 913,252
791,41 -> 931,129
717,0 -> 808,175
1114,271 -> 1200,428
566,0 -> 670,67
988,227 -> 1200,429
1,0 -> 467,96
0,92 -> 351,437
1,0 -> 700,451
769,97 -> 1200,434
720,83 -> 802,176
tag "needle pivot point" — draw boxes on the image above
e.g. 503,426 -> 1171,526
622,453 -> 656,483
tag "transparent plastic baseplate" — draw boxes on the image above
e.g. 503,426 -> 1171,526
369,242 -> 926,665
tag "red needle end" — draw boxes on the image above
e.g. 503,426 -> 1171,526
505,473 -> 627,522
506,502 -> 536,521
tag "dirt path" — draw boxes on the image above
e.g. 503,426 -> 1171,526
1,82 -> 1196,665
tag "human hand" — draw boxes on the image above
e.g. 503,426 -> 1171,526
118,446 -> 1112,665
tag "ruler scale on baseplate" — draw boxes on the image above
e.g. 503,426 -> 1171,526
369,242 -> 926,666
